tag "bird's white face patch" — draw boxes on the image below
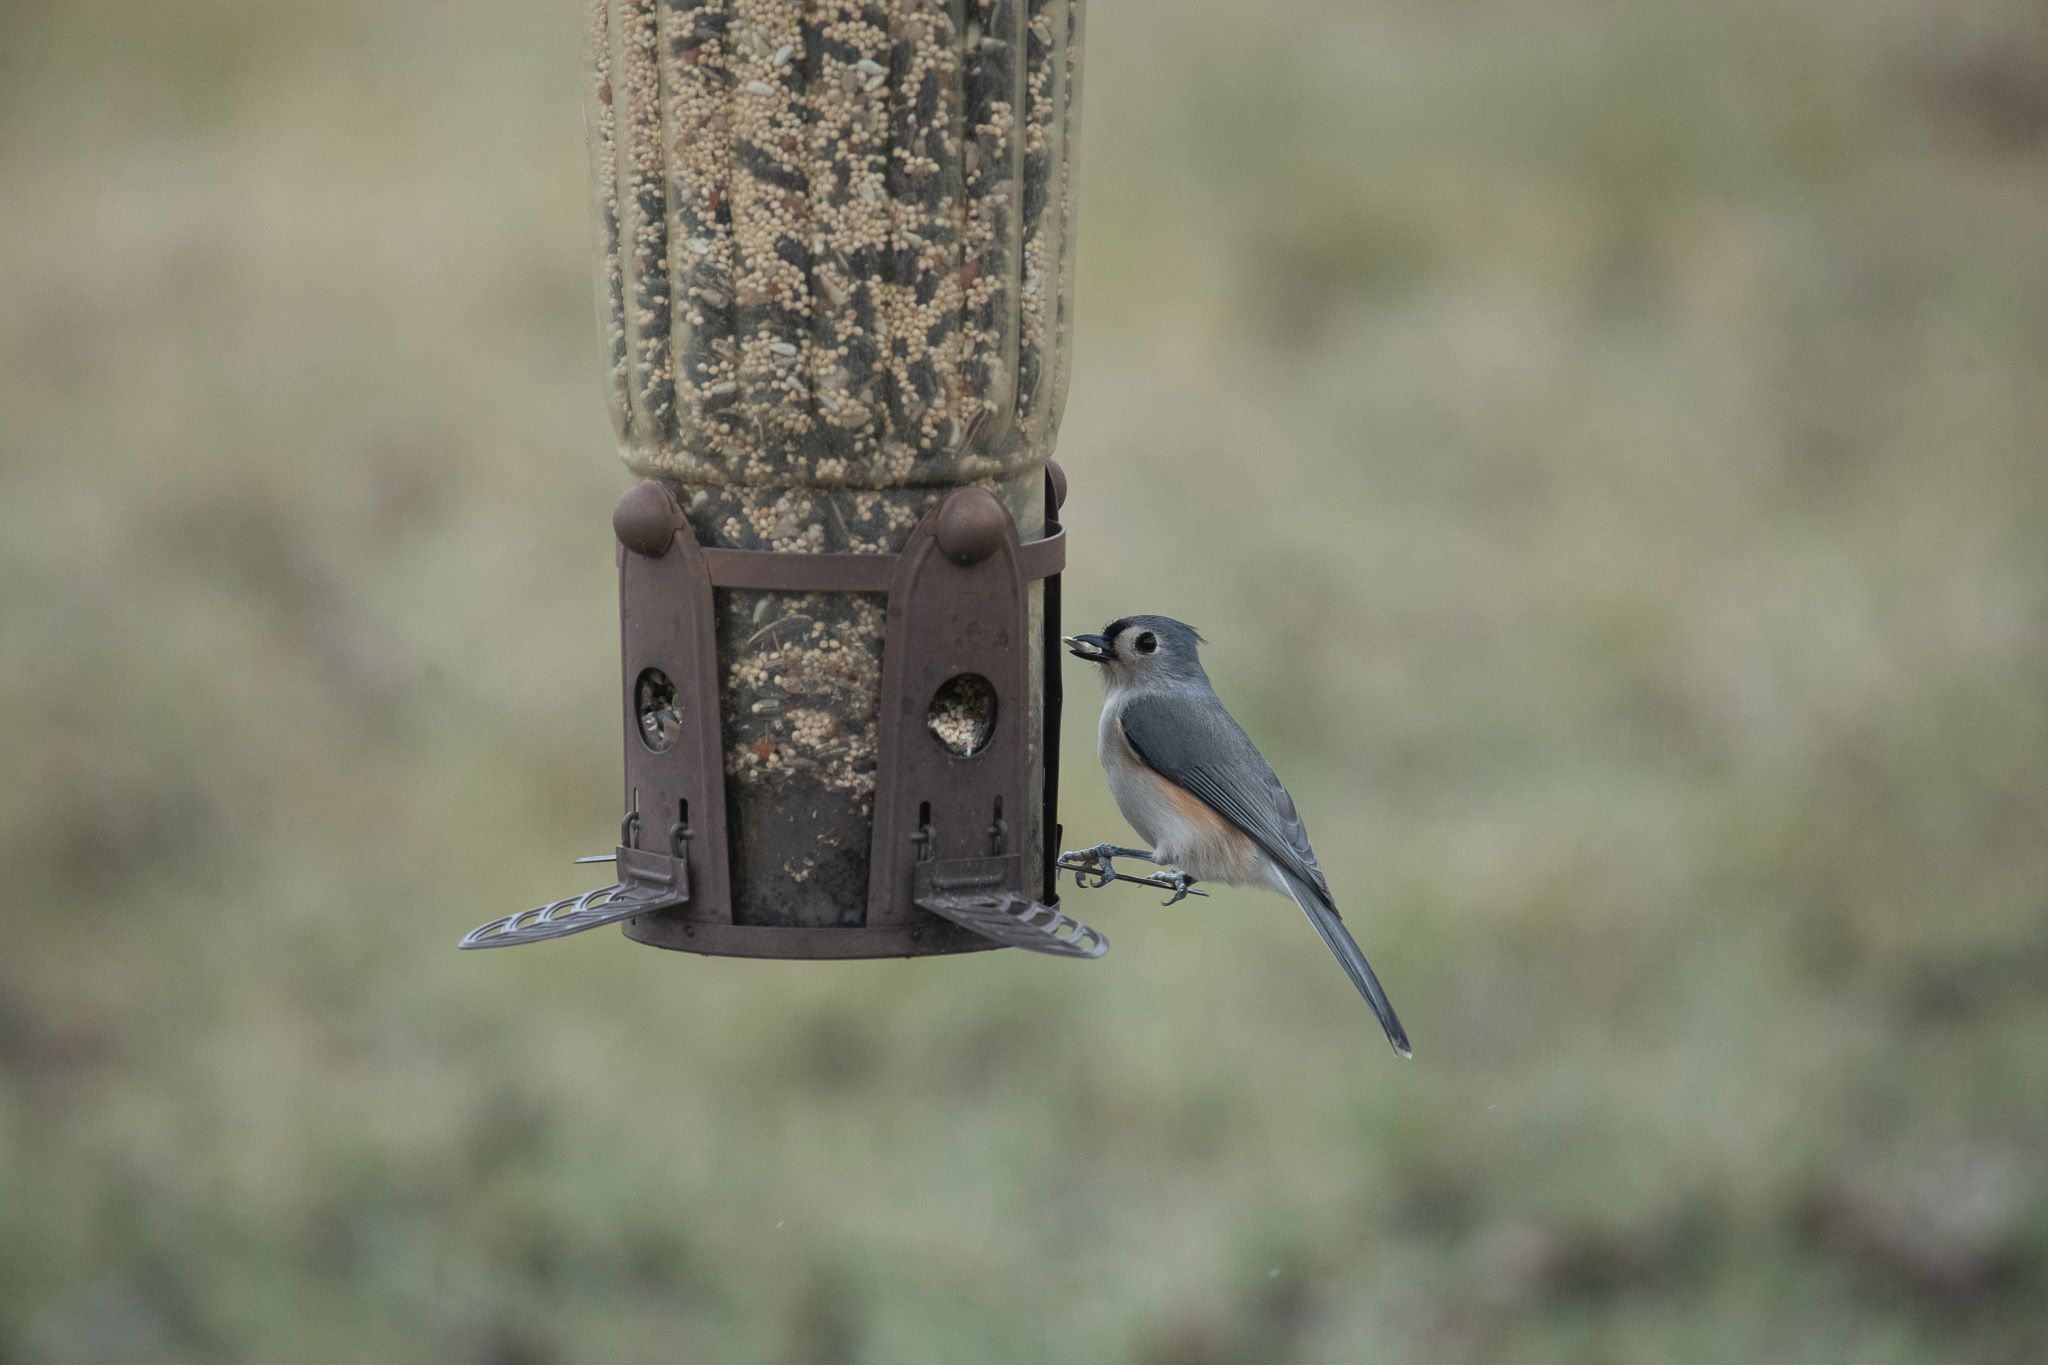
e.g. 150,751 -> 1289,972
1117,623 -> 1163,661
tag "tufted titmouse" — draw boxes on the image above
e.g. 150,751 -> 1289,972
1063,616 -> 1412,1058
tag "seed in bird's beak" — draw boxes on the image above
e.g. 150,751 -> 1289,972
1064,633 -> 1112,662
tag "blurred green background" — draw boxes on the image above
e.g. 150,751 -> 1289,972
5,0 -> 2048,1360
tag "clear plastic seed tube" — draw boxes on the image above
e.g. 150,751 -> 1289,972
583,0 -> 1082,925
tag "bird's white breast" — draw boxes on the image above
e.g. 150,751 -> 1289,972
1098,691 -> 1167,846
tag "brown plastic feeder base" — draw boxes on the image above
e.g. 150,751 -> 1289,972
619,916 -> 1003,960
460,465 -> 1103,962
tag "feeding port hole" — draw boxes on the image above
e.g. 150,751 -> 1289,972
635,667 -> 680,753
927,674 -> 998,757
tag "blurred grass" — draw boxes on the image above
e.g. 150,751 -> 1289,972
5,0 -> 2048,1360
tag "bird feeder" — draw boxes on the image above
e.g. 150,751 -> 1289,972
462,0 -> 1100,958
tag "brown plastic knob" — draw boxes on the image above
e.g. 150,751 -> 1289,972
1046,459 -> 1068,511
614,480 -> 678,558
936,487 -> 1008,565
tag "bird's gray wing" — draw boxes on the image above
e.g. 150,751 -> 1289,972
1117,691 -> 1331,900
1120,691 -> 1412,1058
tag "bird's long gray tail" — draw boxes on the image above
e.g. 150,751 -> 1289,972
1279,870 -> 1412,1058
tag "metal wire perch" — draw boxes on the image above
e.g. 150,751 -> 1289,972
1056,846 -> 1209,905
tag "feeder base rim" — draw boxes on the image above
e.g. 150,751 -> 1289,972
619,915 -> 1014,960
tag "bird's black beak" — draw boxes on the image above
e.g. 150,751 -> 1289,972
1063,633 -> 1112,663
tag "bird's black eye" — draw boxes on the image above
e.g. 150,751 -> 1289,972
1134,631 -> 1158,655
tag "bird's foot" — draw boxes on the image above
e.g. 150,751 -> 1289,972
1058,843 -> 1159,890
1139,869 -> 1204,905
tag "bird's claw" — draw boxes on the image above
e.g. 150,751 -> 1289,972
1057,849 -> 1096,884
1143,870 -> 1203,905
1073,847 -> 1122,892
1062,843 -> 1120,888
